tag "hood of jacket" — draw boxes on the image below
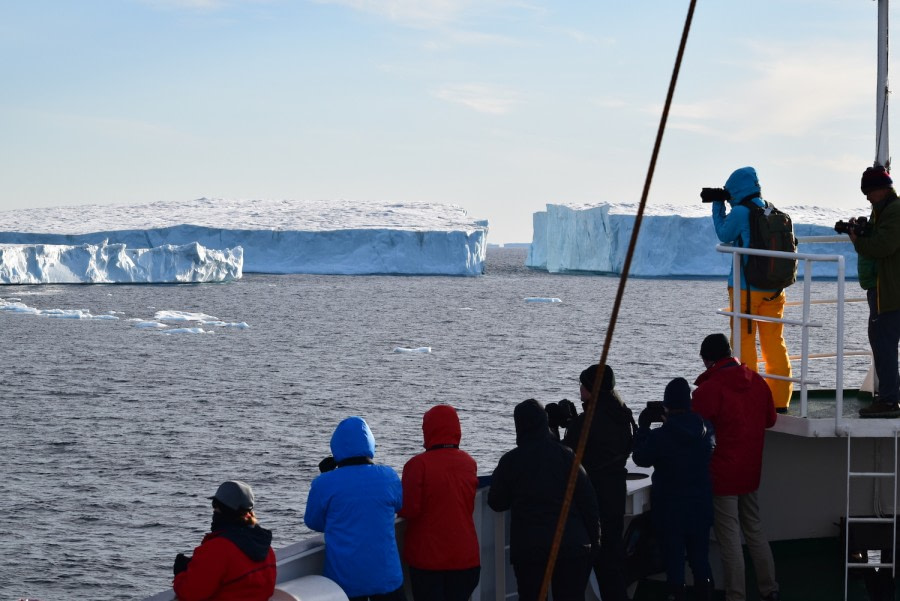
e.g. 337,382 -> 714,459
422,404 -> 462,449
514,399 -> 551,446
330,416 -> 376,463
215,524 -> 273,562
724,166 -> 762,206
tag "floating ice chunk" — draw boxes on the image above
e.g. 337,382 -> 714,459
91,314 -> 119,320
202,320 -> 251,329
393,347 -> 432,353
154,310 -> 219,322
0,301 -> 40,314
524,297 -> 562,303
134,321 -> 169,329
161,327 -> 210,335
44,309 -> 91,319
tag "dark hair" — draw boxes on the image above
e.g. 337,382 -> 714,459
700,333 -> 732,362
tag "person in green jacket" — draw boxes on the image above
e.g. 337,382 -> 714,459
852,165 -> 900,417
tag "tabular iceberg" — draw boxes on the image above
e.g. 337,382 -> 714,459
0,241 -> 243,284
526,203 -> 866,278
0,198 -> 489,276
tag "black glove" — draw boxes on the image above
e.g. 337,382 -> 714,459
318,456 -> 337,473
558,399 -> 578,425
173,552 -> 191,576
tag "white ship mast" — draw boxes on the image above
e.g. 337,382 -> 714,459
877,0 -> 891,168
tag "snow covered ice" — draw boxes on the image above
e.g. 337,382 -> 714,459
0,241 -> 242,284
526,203 -> 868,278
0,198 -> 488,277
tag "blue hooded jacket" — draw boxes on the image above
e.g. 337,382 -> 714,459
712,166 -> 777,291
304,417 -> 403,597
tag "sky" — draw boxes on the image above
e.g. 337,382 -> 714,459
0,0 -> 892,243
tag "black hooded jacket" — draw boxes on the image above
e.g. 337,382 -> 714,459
488,399 -> 600,564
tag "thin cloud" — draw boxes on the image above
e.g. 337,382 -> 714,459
433,83 -> 518,114
667,42 -> 870,141
315,0 -> 476,27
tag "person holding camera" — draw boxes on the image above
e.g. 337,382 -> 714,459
692,334 -> 779,601
562,364 -> 634,601
488,398 -> 599,601
632,378 -> 715,601
172,480 -> 276,601
304,416 -> 406,601
703,166 -> 793,413
852,165 -> 900,418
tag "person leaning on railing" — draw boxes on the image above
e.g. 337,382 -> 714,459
852,165 -> 900,418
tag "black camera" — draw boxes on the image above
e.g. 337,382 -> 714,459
700,187 -> 732,203
638,401 -> 667,429
834,216 -> 871,237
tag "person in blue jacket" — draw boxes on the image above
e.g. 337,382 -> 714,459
711,166 -> 793,413
304,416 -> 406,601
632,378 -> 716,601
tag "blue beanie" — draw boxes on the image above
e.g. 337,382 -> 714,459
724,166 -> 761,205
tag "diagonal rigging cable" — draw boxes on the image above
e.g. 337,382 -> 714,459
537,1 -> 698,599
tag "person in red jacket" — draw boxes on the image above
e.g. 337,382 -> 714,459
399,404 -> 481,601
173,480 -> 277,601
692,333 -> 779,601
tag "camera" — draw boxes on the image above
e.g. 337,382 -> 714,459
700,187 -> 732,203
834,216 -> 871,237
638,401 -> 667,429
645,401 -> 666,418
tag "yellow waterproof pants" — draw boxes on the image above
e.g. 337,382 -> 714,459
728,288 -> 793,409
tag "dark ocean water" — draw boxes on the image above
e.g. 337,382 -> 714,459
1,247 -> 870,600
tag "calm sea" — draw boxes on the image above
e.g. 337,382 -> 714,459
1,247 -> 870,600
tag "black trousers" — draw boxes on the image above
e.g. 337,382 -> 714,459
513,554 -> 592,601
408,566 -> 481,601
594,473 -> 628,601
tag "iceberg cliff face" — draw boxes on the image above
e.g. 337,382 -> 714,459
526,203 -> 864,279
0,198 -> 489,276
0,241 -> 243,284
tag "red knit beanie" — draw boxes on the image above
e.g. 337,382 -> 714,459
861,165 -> 893,194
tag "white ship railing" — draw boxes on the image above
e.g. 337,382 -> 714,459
716,234 -> 863,434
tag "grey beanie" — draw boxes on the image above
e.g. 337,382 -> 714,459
209,480 -> 255,511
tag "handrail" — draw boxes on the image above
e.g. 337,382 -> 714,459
716,239 -> 849,433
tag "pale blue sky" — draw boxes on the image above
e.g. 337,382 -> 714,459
0,0 -> 890,242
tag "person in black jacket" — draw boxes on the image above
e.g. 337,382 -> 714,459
488,399 -> 600,601
632,378 -> 716,601
562,364 -> 634,601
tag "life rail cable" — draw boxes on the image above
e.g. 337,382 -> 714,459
538,1 -> 698,599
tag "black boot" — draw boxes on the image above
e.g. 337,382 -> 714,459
692,578 -> 714,601
666,583 -> 687,601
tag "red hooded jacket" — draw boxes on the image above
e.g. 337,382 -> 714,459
692,357 -> 777,496
399,404 -> 480,571
173,526 -> 276,601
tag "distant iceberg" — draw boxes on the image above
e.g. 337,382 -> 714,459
526,203 -> 865,278
0,198 -> 489,276
0,241 -> 242,284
